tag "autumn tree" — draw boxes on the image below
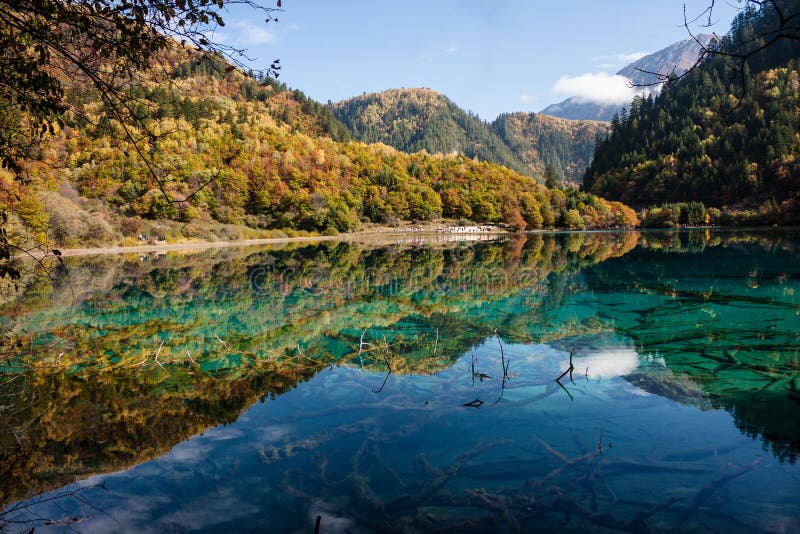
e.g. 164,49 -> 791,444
0,0 -> 281,276
544,164 -> 562,189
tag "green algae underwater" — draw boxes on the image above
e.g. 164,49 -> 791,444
1,229 -> 798,532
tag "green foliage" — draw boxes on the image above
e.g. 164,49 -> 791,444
0,233 -> 645,503
331,89 -> 608,184
641,202 -> 709,228
585,1 -> 800,221
544,164 -> 561,189
2,48 -> 638,244
493,113 -> 607,183
242,77 -> 351,142
332,89 -> 525,172
147,191 -> 180,220
563,209 -> 585,230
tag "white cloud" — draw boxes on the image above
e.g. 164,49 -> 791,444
520,93 -> 539,104
217,20 -> 279,46
444,44 -> 459,54
553,72 -> 637,105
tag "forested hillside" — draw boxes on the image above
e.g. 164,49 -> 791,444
331,89 -> 525,172
0,50 -> 637,250
491,112 -> 605,184
584,3 -> 800,225
330,89 -> 607,183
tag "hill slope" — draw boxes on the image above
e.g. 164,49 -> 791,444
331,88 -> 607,183
0,50 -> 638,251
491,112 -> 606,184
330,89 -> 525,172
583,4 -> 800,225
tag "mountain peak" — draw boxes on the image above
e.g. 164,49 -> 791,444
341,87 -> 449,104
540,35 -> 713,121
332,89 -> 607,183
617,34 -> 716,85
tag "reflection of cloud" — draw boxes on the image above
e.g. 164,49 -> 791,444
261,424 -> 292,442
310,499 -> 355,533
66,487 -> 174,533
202,426 -> 245,441
162,440 -> 212,464
562,347 -> 641,379
553,72 -> 637,105
161,487 -> 261,530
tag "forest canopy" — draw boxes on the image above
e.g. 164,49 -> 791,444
584,0 -> 800,225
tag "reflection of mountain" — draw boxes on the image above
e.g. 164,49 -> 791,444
0,361 -> 324,507
0,232 -> 638,506
583,231 -> 800,462
2,229 -> 798,508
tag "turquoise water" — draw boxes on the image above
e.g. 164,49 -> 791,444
1,230 -> 799,532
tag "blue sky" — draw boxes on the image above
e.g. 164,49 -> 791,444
216,1 -> 743,119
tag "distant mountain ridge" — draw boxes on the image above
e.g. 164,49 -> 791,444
331,88 -> 525,172
541,35 -> 714,121
537,99 -> 621,122
618,34 -> 715,85
491,112 -> 604,184
331,88 -> 607,183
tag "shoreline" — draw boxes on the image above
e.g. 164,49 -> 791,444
27,225 -> 787,259
36,227 -> 512,258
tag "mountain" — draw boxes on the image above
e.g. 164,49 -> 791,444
537,98 -> 621,122
540,35 -> 714,121
491,112 -> 606,183
583,4 -> 800,225
0,49 -> 638,252
330,88 -> 607,183
616,35 -> 714,85
330,88 -> 526,172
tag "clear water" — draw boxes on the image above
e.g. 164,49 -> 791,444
1,230 -> 799,532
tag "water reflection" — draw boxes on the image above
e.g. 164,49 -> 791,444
558,347 -> 645,379
0,229 -> 799,531
583,230 -> 800,462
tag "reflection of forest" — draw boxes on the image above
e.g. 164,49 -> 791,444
584,230 -> 800,463
1,229 -> 798,507
0,232 -> 638,507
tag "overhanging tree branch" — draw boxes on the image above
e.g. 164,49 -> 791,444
0,0 -> 283,274
630,0 -> 800,92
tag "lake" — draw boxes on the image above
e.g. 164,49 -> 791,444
1,229 -> 799,532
